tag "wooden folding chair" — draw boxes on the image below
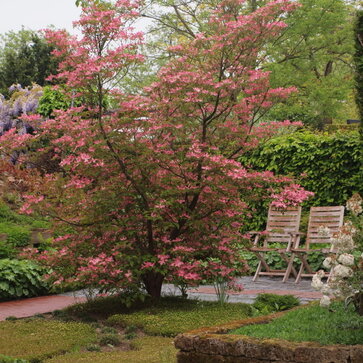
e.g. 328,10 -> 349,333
290,206 -> 344,283
249,205 -> 302,282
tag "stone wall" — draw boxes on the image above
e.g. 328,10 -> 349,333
174,308 -> 363,363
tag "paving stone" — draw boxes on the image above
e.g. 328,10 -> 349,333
0,276 -> 320,321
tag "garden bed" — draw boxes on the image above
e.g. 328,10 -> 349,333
174,303 -> 363,363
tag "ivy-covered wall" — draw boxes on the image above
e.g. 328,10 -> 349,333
240,130 -> 362,207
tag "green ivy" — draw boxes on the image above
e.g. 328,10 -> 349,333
0,259 -> 49,301
240,130 -> 362,208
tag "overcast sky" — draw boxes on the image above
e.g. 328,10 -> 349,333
0,0 -> 82,35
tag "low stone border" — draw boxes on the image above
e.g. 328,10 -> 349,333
174,306 -> 363,363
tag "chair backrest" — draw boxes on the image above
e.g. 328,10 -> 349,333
306,206 -> 344,248
265,205 -> 302,244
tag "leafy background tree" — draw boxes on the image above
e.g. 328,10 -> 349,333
265,0 -> 357,129
0,29 -> 58,97
139,0 -> 358,129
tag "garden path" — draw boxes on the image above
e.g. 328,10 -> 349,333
0,276 -> 321,321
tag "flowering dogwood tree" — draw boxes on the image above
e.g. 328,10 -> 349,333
0,0 -> 312,299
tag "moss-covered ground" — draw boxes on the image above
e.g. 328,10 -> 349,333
0,296 -> 252,362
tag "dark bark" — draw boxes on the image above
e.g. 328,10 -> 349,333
142,270 -> 165,299
357,292 -> 363,316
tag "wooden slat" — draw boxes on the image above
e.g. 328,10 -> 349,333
306,206 -> 344,247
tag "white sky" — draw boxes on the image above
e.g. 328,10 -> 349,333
0,0 -> 82,35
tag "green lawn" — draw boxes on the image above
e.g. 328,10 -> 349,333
231,301 -> 363,345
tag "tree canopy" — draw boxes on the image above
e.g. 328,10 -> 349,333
0,29 -> 58,97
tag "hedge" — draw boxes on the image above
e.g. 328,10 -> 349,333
240,130 -> 362,207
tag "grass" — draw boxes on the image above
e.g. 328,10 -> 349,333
105,297 -> 252,337
45,336 -> 177,363
0,296 -> 252,362
0,319 -> 96,361
231,301 -> 363,345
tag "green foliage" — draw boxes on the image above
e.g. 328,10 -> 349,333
85,344 -> 101,352
265,0 -> 356,128
0,355 -> 28,363
37,86 -> 71,118
0,241 -> 16,259
252,293 -> 300,315
105,296 -> 252,337
0,223 -> 30,247
354,9 -> 363,166
240,130 -> 362,210
46,336 -> 176,363
0,200 -> 50,251
241,249 -> 325,276
231,301 -> 363,345
0,29 -> 58,97
100,326 -> 117,334
0,259 -> 49,301
99,334 -> 121,346
354,10 -> 363,126
0,319 -> 96,361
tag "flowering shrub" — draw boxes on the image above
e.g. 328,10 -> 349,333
0,84 -> 43,136
312,193 -> 363,315
0,0 -> 312,300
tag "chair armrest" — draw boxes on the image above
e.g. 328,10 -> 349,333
288,231 -> 304,250
247,231 -> 268,247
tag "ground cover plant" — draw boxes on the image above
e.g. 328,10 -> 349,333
0,295 -> 253,362
231,301 -> 363,345
0,319 -> 96,361
251,293 -> 299,315
104,297 -> 252,337
46,336 -> 177,363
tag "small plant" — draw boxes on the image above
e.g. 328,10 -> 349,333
85,343 -> 101,352
0,355 -> 28,363
99,334 -> 121,346
252,293 -> 300,314
52,310 -> 67,318
0,259 -> 49,301
33,314 -> 45,319
101,326 -> 117,334
125,332 -> 137,340
5,316 -> 17,321
80,315 -> 97,323
124,325 -> 137,334
0,242 -> 16,259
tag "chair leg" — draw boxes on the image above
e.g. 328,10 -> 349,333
253,261 -> 262,282
295,253 -> 315,283
253,252 -> 270,282
282,252 -> 296,283
295,263 -> 304,283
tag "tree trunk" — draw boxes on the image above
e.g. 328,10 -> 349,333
142,271 -> 164,299
358,292 -> 363,316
